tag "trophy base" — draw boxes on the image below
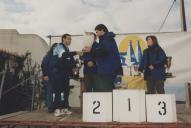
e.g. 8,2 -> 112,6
165,72 -> 175,78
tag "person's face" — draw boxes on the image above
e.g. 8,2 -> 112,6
146,37 -> 153,47
93,35 -> 97,42
63,36 -> 72,46
95,30 -> 105,37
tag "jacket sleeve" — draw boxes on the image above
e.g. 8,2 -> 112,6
138,50 -> 146,72
91,38 -> 115,57
83,53 -> 94,65
61,51 -> 77,59
53,43 -> 77,59
41,55 -> 49,76
90,45 -> 108,57
152,48 -> 167,67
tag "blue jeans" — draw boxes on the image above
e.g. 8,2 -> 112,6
44,80 -> 54,111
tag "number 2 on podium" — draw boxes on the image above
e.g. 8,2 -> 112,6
93,101 -> 100,114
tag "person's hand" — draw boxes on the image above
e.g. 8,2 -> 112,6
83,46 -> 91,53
149,65 -> 154,70
43,76 -> 49,81
72,68 -> 79,75
138,71 -> 142,76
87,61 -> 94,67
164,64 -> 168,68
76,51 -> 83,56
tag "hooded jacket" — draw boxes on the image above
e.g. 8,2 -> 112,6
139,44 -> 167,80
91,32 -> 123,75
53,42 -> 76,76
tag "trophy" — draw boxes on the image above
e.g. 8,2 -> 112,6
165,56 -> 173,78
133,64 -> 141,76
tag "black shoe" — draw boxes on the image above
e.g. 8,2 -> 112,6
48,108 -> 54,113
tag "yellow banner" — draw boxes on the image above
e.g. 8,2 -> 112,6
122,76 -> 147,90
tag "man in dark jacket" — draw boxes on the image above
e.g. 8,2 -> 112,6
52,34 -> 81,116
139,35 -> 167,94
41,43 -> 57,113
83,24 -> 123,92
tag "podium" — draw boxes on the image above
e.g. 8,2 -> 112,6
113,89 -> 146,122
83,92 -> 112,122
146,94 -> 177,122
82,90 -> 177,123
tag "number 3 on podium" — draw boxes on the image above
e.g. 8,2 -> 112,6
158,101 -> 167,115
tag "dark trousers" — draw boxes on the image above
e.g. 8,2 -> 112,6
146,76 -> 165,94
94,74 -> 116,92
84,74 -> 96,92
43,80 -> 53,111
52,73 -> 70,109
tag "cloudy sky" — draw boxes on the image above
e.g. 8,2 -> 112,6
0,0 -> 191,41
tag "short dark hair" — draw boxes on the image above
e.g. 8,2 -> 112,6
95,24 -> 108,33
61,34 -> 71,42
146,35 -> 159,45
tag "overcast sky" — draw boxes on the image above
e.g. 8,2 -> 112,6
0,0 -> 191,41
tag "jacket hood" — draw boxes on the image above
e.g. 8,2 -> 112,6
100,32 -> 116,39
106,32 -> 116,38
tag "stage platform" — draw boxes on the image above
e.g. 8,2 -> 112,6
0,104 -> 191,128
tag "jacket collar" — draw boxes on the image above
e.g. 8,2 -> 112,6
60,42 -> 69,51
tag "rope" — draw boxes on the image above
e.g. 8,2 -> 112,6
158,0 -> 176,32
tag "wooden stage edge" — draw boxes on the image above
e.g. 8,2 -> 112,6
0,104 -> 191,128
0,121 -> 191,128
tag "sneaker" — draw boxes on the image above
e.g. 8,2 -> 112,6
62,108 -> 72,115
54,109 -> 61,117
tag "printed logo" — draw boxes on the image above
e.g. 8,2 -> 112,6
119,35 -> 147,66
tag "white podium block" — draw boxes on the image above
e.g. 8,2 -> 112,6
83,92 -> 112,122
146,94 -> 177,123
113,89 -> 146,122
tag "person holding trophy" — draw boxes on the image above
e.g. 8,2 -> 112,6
52,34 -> 82,116
139,35 -> 167,94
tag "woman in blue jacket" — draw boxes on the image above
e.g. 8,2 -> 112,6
139,35 -> 167,94
83,24 -> 123,92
